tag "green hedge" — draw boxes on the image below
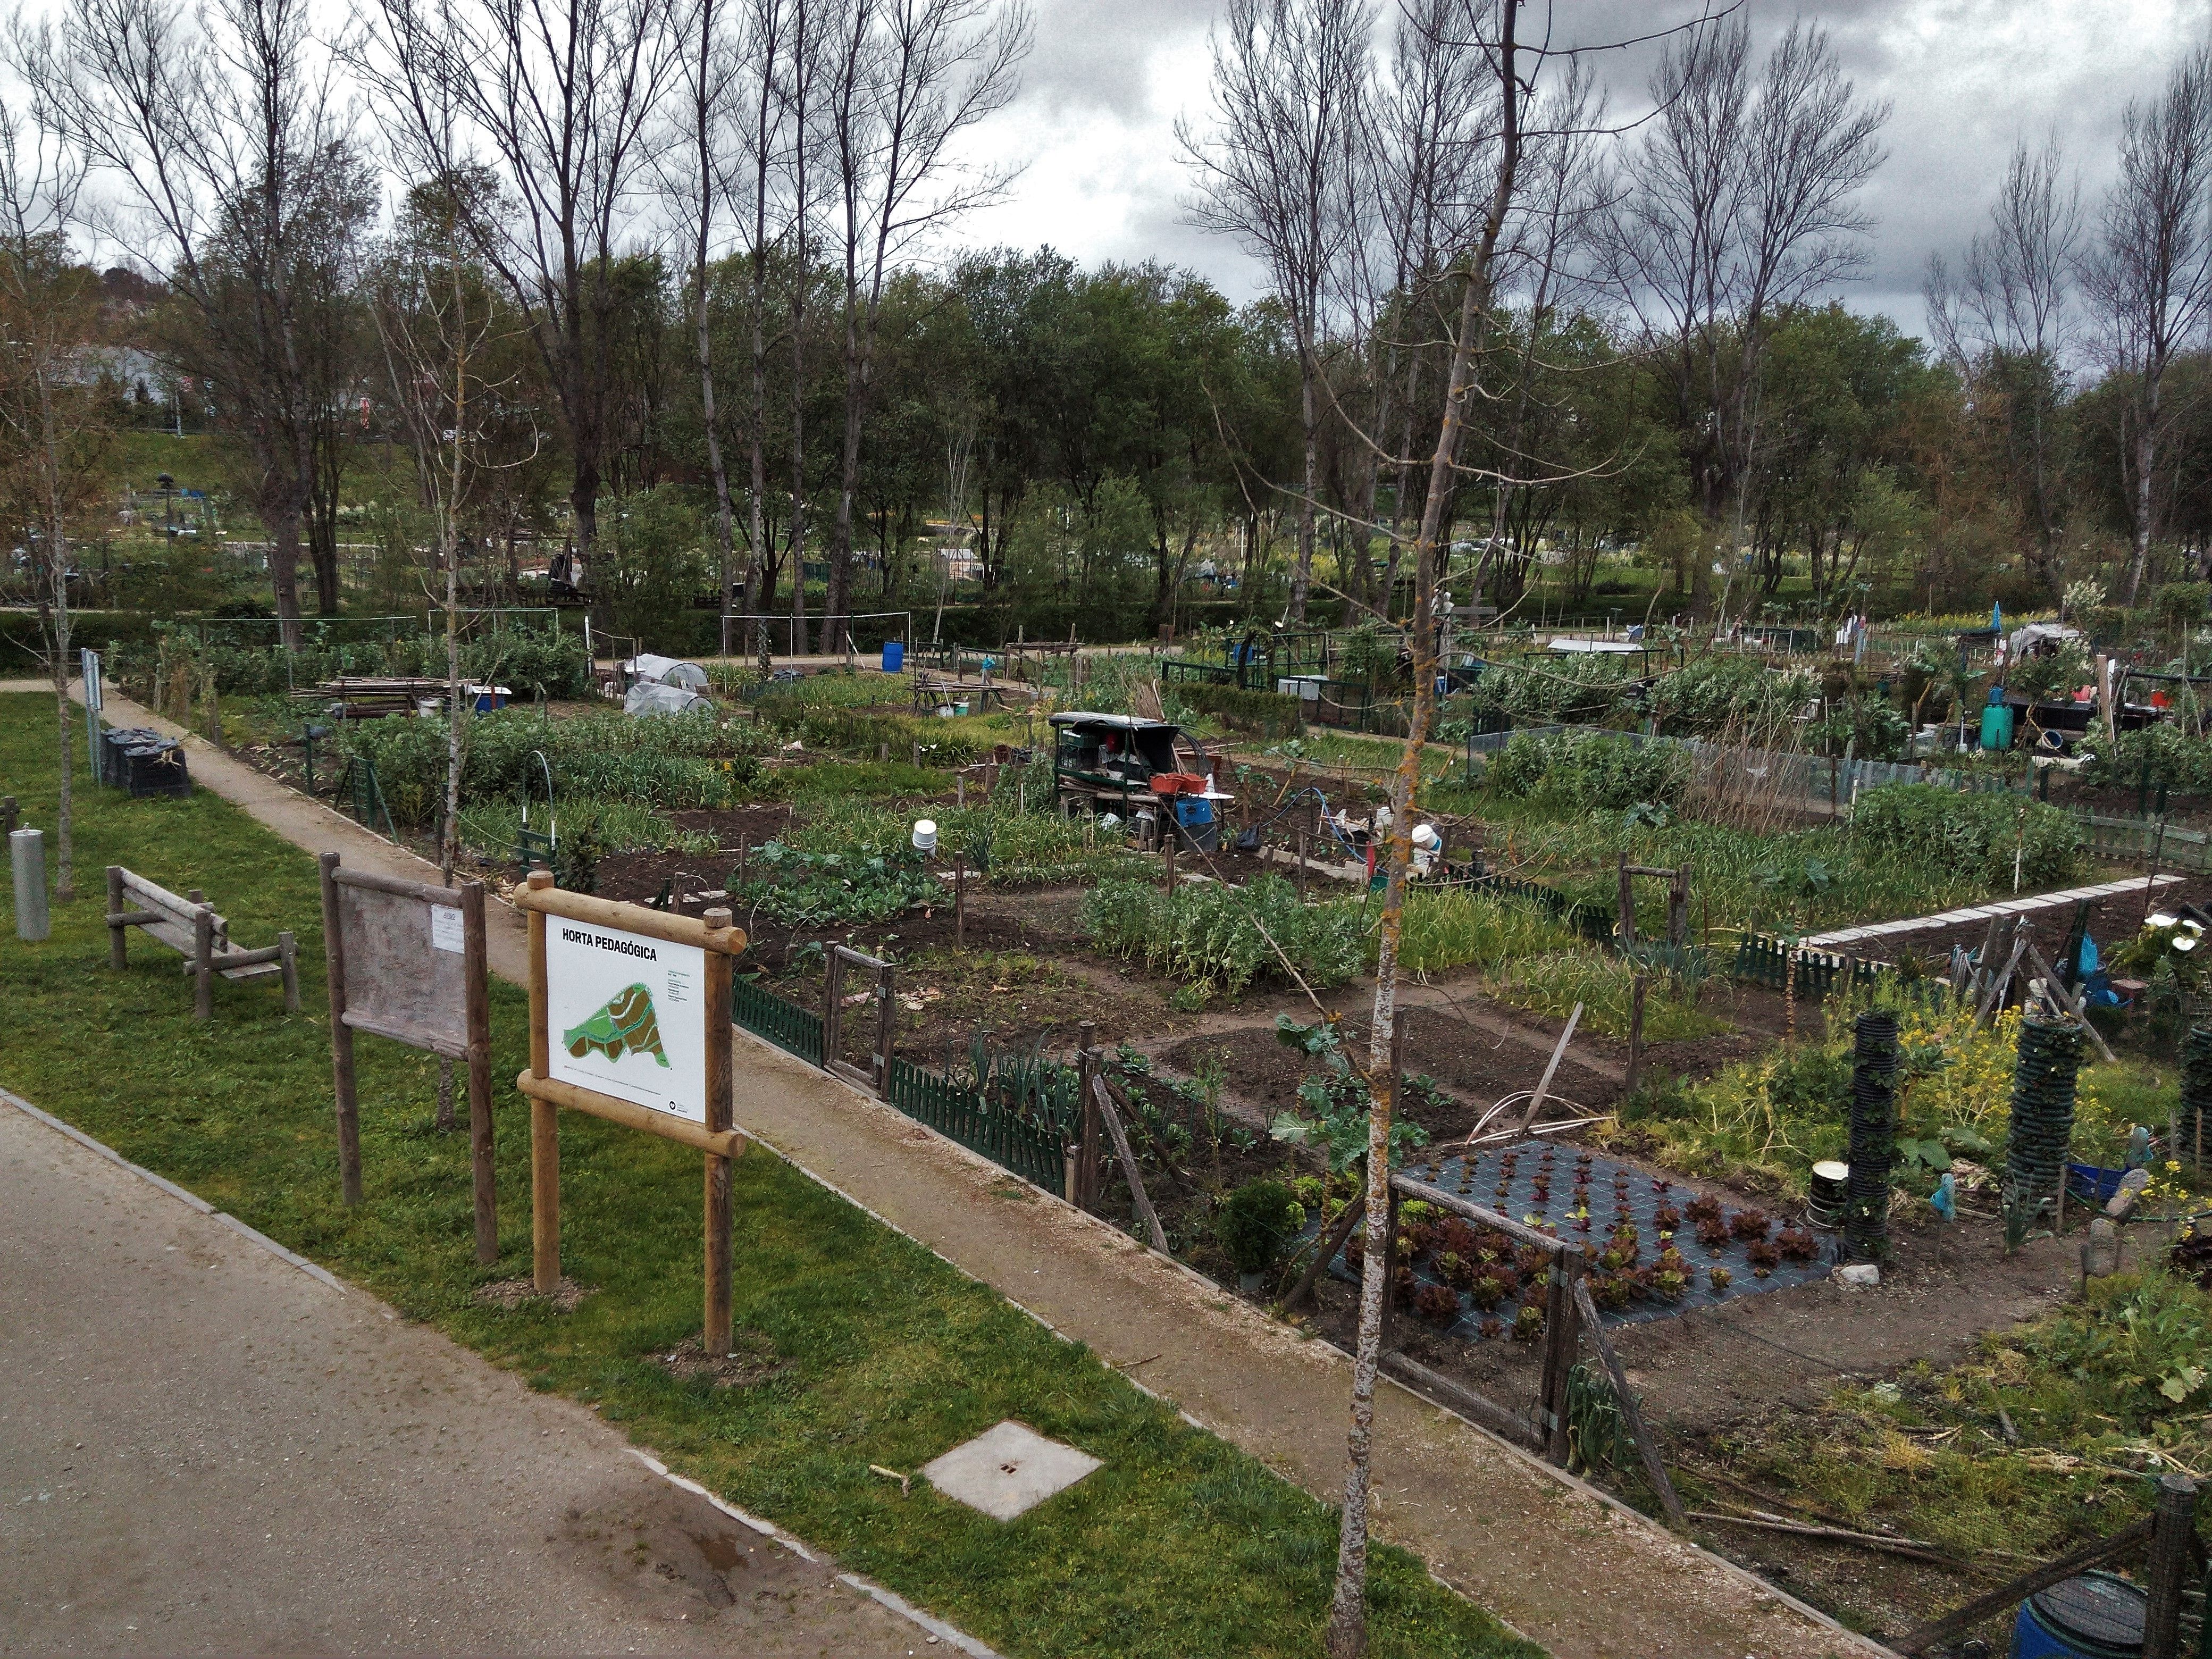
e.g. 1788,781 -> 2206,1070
1853,783 -> 2083,888
1168,681 -> 1305,739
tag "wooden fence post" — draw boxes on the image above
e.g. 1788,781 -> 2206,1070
703,907 -> 736,1356
1541,1243 -> 1583,1465
873,961 -> 895,1097
823,948 -> 844,1072
317,853 -> 363,1207
1077,1020 -> 1100,1211
526,869 -> 560,1295
1627,975 -> 1647,1094
461,880 -> 496,1265
1616,854 -> 1636,956
954,852 -> 966,946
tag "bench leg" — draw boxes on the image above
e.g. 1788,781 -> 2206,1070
278,931 -> 299,1012
107,867 -> 126,970
193,910 -> 214,1022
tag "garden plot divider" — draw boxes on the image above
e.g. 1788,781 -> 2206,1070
1380,1174 -> 1585,1461
728,964 -> 1067,1199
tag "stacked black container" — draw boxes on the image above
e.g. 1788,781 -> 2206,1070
1844,1009 -> 1899,1261
2181,1024 -> 2212,1166
2005,1015 -> 2084,1217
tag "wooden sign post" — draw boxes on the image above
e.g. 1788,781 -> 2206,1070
317,853 -> 495,1260
514,870 -> 748,1354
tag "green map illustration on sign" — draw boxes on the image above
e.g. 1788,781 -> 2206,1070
562,983 -> 671,1068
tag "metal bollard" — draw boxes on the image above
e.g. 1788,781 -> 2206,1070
12,825 -> 49,941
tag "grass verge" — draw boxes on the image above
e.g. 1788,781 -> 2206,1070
0,692 -> 1534,1659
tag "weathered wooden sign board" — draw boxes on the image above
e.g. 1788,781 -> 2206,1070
514,870 -> 748,1354
317,852 -> 495,1262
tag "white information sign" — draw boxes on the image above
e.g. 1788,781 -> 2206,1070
544,918 -> 708,1123
430,904 -> 465,953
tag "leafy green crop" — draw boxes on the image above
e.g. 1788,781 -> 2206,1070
1083,874 -> 1365,995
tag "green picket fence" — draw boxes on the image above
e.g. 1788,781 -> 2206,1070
1730,934 -> 1883,996
732,977 -> 822,1065
887,1057 -> 1066,1199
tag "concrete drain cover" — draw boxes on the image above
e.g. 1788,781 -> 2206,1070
921,1421 -> 1101,1521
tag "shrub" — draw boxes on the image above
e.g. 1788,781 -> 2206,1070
1083,873 -> 1366,994
1853,783 -> 2082,888
2079,722 -> 2212,797
1488,728 -> 1689,811
1213,1178 -> 1305,1277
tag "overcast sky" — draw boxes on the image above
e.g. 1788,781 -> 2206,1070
953,0 -> 2212,343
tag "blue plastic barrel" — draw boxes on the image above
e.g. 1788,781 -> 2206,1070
882,640 -> 905,674
2011,1571 -> 2145,1658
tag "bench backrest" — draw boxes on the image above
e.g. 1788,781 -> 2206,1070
117,867 -> 229,944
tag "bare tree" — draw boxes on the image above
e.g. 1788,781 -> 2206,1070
1604,14 -> 1887,615
372,0 -> 674,567
818,0 -> 1030,653
1366,0 -> 1495,599
0,89 -> 95,903
661,0 -> 744,653
33,0 -> 362,644
728,0 -> 789,664
1180,0 -> 1374,624
2083,46 -> 2212,604
1326,13 -> 1525,1649
1926,136 -> 2081,598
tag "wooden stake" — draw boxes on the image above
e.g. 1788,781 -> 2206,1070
317,852 -> 363,1207
1627,976 -> 1647,1094
2022,940 -> 2117,1065
1540,1243 -> 1582,1464
1573,1277 -> 1688,1528
953,852 -> 965,946
1093,1075 -> 1169,1252
526,869 -> 560,1295
1296,824 -> 1308,897
1513,1003 -> 1583,1136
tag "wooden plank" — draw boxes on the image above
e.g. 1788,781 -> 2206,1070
1893,1516 -> 2156,1654
515,883 -> 747,955
1512,1004 -> 1583,1136
2022,940 -> 2118,1065
117,867 -> 207,924
1573,1278 -> 1688,1528
517,1069 -> 749,1160
1390,1175 -> 1565,1253
1379,1350 -> 1544,1451
329,864 -> 457,906
1093,1075 -> 1169,1253
341,1007 -> 468,1060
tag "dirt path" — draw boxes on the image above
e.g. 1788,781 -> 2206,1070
0,1090 -> 930,1658
19,681 -> 1888,1659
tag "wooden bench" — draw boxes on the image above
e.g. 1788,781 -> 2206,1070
106,865 -> 300,1021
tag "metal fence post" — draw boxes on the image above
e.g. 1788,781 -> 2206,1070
2145,1474 -> 2198,1658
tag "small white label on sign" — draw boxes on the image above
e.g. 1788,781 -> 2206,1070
430,905 -> 465,953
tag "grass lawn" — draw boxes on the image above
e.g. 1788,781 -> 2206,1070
0,692 -> 1535,1659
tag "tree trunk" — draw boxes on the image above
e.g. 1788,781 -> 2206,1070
1293,350 -> 1317,622
2124,384 -> 2158,606
698,274 -> 737,658
1326,5 -> 1519,1645
265,491 -> 307,648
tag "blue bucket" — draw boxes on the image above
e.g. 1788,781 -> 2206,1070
2012,1571 -> 2145,1658
882,640 -> 905,674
